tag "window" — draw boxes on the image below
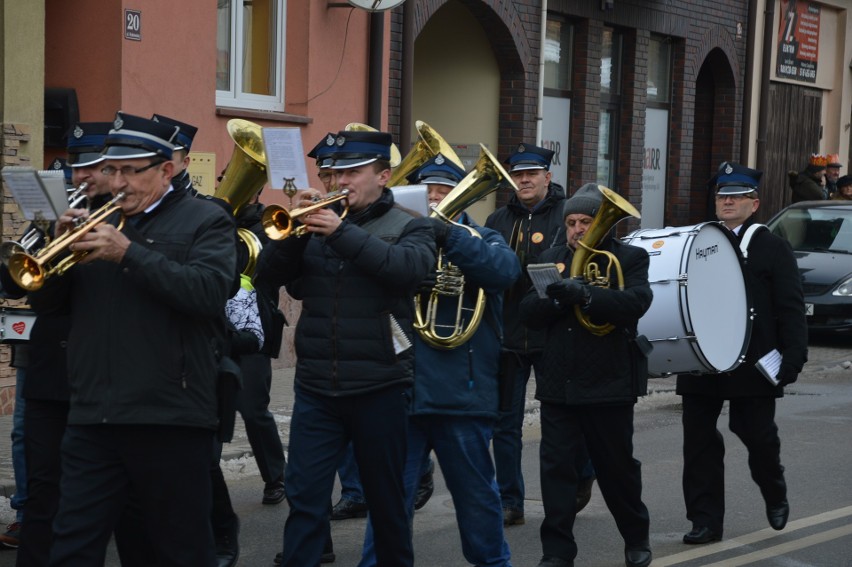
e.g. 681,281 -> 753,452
216,0 -> 285,111
544,17 -> 573,93
597,27 -> 622,188
647,35 -> 672,104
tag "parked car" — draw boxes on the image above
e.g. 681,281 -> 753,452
767,200 -> 852,332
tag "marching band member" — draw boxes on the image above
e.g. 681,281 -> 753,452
360,154 -> 520,566
256,129 -> 435,567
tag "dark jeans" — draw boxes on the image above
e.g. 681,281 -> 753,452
281,384 -> 412,567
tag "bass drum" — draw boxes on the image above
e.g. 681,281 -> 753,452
623,222 -> 751,376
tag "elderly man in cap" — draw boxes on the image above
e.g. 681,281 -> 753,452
30,112 -> 236,566
256,129 -> 435,567
0,121 -> 116,564
519,183 -> 653,567
824,153 -> 843,197
152,113 -> 199,195
359,154 -> 520,566
484,143 -> 569,526
677,162 -> 807,545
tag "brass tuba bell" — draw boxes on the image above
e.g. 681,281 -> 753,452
215,119 -> 269,277
414,144 -> 517,350
568,186 -> 640,336
388,121 -> 465,188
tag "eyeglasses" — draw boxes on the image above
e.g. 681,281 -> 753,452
101,160 -> 164,178
715,193 -> 756,201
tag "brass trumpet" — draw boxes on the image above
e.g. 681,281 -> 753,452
261,190 -> 350,240
7,192 -> 127,292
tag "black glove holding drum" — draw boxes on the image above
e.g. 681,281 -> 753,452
546,279 -> 590,306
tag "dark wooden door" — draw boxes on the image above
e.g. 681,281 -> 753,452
762,82 -> 822,221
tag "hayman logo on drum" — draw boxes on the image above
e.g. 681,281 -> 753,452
694,244 -> 719,261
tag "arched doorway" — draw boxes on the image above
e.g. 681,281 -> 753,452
689,48 -> 737,224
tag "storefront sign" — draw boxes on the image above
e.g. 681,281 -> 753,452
541,95 -> 570,190
641,108 -> 668,229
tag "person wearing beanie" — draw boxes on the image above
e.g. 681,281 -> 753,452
789,154 -> 827,202
519,183 -> 653,567
831,174 -> 852,200
484,142 -> 566,527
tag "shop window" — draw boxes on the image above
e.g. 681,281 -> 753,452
542,15 -> 574,189
597,27 -> 622,188
642,35 -> 674,228
216,0 -> 285,111
647,35 -> 671,104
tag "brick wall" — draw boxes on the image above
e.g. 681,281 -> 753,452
0,123 -> 33,415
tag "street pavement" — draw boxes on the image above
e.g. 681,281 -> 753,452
0,336 -> 850,565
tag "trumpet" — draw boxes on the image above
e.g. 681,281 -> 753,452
0,182 -> 90,266
261,190 -> 350,240
6,192 -> 127,292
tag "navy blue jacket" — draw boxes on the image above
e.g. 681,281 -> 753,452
411,214 -> 520,419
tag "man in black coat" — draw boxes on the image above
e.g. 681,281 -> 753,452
255,130 -> 435,567
677,163 -> 808,544
520,184 -> 653,567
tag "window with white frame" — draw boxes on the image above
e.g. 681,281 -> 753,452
216,0 -> 285,111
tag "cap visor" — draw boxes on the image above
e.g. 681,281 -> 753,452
421,176 -> 458,187
716,184 -> 757,195
69,152 -> 106,168
330,157 -> 379,169
509,163 -> 546,172
102,145 -> 159,160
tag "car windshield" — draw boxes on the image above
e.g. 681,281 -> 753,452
768,206 -> 852,254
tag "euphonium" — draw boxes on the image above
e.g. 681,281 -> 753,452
215,119 -> 269,276
387,121 -> 465,188
414,144 -> 517,350
7,192 -> 127,292
261,190 -> 350,240
568,186 -> 640,336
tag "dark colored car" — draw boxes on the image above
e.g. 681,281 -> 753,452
767,200 -> 852,332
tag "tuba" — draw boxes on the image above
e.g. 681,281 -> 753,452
215,119 -> 269,276
568,186 -> 640,336
7,192 -> 127,292
387,121 -> 465,188
414,144 -> 517,350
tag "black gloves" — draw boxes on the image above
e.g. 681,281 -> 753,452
546,279 -> 590,306
428,218 -> 452,248
777,363 -> 799,387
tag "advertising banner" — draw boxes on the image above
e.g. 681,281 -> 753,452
777,0 -> 821,83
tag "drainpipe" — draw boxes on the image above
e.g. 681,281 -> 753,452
755,0 -> 775,173
400,4 -> 414,154
740,0 -> 758,164
536,0 -> 548,144
367,12 -> 384,129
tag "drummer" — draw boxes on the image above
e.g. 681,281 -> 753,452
676,162 -> 808,545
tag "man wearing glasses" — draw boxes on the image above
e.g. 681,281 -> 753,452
30,112 -> 236,565
676,162 -> 808,545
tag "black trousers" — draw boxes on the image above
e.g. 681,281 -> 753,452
539,402 -> 649,562
48,424 -> 216,567
234,353 -> 285,485
17,399 -> 69,567
681,394 -> 786,534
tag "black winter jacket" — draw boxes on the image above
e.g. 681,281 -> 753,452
30,189 -> 237,429
677,218 -> 808,398
485,183 -> 566,353
519,237 -> 652,406
254,189 -> 436,396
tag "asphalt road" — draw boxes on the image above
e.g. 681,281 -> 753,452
1,334 -> 850,566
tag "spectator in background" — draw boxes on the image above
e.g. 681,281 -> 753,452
831,175 -> 852,201
825,154 -> 843,197
789,154 -> 827,202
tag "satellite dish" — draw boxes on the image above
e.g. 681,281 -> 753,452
347,0 -> 406,12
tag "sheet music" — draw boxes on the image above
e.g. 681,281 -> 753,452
38,170 -> 70,215
527,263 -> 563,299
756,348 -> 782,386
390,185 -> 430,217
261,128 -> 309,190
1,167 -> 60,221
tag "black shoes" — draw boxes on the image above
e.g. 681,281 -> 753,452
766,499 -> 790,530
263,478 -> 287,505
502,506 -> 525,526
536,556 -> 574,567
414,459 -> 435,511
682,525 -> 722,544
330,497 -> 368,520
273,545 -> 336,565
576,476 -> 596,513
624,542 -> 652,567
215,517 -> 240,567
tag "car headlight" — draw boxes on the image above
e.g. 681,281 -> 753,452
833,276 -> 852,296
